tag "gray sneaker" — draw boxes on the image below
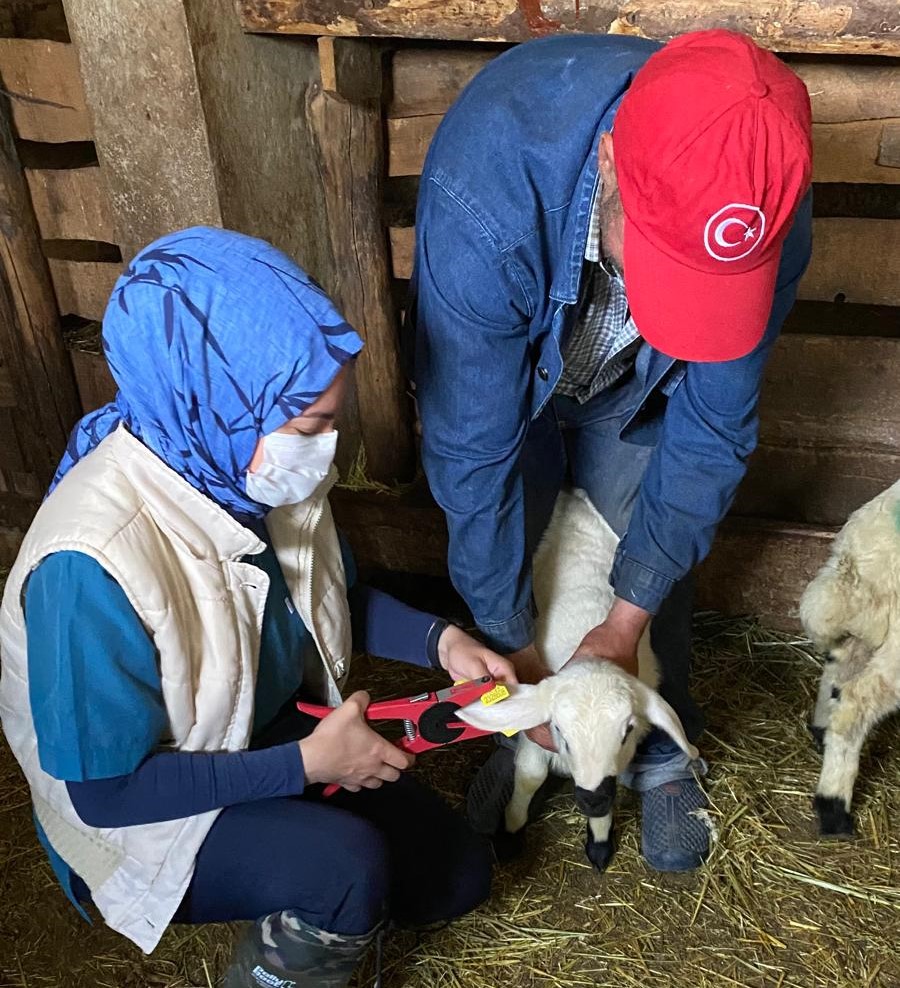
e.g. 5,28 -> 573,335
640,777 -> 710,872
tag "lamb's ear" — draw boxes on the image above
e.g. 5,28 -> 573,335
456,684 -> 549,734
634,682 -> 699,761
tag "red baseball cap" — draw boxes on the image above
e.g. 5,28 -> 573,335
614,30 -> 812,362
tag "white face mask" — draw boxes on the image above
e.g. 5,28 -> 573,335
245,430 -> 338,508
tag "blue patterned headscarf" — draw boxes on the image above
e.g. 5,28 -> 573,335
51,227 -> 363,518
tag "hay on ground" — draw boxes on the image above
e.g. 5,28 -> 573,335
2,604 -> 899,987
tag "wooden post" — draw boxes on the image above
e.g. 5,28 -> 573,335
308,37 -> 415,484
0,95 -> 80,489
61,0 -> 369,476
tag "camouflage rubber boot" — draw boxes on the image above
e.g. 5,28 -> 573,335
222,910 -> 379,988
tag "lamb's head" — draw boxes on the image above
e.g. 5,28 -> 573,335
457,660 -> 699,817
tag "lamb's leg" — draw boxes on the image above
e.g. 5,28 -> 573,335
815,653 -> 900,838
489,738 -> 550,862
810,656 -> 839,752
585,812 -> 615,873
505,737 -> 550,834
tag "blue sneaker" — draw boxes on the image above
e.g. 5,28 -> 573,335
640,777 -> 710,872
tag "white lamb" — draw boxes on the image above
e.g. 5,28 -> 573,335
458,488 -> 698,872
799,478 -> 900,838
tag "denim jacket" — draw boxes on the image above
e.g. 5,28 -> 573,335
406,35 -> 813,652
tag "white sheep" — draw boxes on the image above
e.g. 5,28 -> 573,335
799,477 -> 900,838
458,488 -> 698,871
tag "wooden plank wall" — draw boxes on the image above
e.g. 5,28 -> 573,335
0,36 -> 124,340
0,4 -> 91,563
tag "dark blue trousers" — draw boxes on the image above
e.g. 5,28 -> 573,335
171,706 -> 493,935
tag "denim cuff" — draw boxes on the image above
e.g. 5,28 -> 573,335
425,618 -> 450,669
610,548 -> 676,615
477,605 -> 535,654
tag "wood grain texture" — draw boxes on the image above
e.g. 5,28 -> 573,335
24,165 -> 115,241
68,347 -> 117,413
391,220 -> 900,305
181,0 -> 336,284
330,485 -> 834,628
386,112 -> 900,183
758,333 -> 900,451
308,79 -> 415,483
0,39 -> 91,142
812,120 -> 900,184
799,218 -> 900,305
61,0 -> 222,259
47,258 -> 120,319
0,99 -> 80,490
735,443 -> 900,526
239,0 -> 900,55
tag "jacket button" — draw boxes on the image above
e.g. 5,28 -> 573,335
334,660 -> 346,678
538,366 -> 549,381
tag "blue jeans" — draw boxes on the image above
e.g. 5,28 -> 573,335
520,372 -> 704,745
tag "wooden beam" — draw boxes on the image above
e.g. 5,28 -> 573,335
389,225 -> 414,280
24,165 -> 115,241
47,258 -> 121,320
799,218 -> 900,306
0,98 -> 80,489
68,348 -> 117,413
793,61 -> 900,124
0,39 -> 91,143
239,1 -> 900,56
758,333 -> 900,451
63,0 -> 339,278
388,51 -> 900,123
734,443 -> 900,527
61,0 -> 221,259
386,113 -> 900,184
696,518 -> 834,629
390,49 -> 497,117
318,35 -> 383,99
391,220 -> 900,304
813,120 -> 900,184
308,38 -> 415,484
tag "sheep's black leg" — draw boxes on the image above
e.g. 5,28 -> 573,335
815,660 -> 898,839
585,813 -> 615,872
809,655 -> 839,754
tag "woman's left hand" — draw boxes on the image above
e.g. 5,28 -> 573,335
436,625 -> 518,685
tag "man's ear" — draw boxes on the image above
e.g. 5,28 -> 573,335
598,131 -> 617,188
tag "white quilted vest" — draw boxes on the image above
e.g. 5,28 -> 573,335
0,426 -> 351,952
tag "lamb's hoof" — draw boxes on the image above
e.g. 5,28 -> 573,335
814,795 -> 855,839
491,826 -> 526,863
808,723 -> 826,754
585,827 -> 616,873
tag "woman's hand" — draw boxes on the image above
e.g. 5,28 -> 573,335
436,625 -> 518,685
299,691 -> 414,792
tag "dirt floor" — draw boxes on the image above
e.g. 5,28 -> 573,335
2,602 -> 900,988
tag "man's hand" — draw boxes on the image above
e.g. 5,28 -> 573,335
299,691 -> 414,792
506,643 -> 552,685
568,598 -> 651,677
437,625 -> 518,685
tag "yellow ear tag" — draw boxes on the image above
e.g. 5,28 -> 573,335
480,683 -> 510,706
480,683 -> 518,737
